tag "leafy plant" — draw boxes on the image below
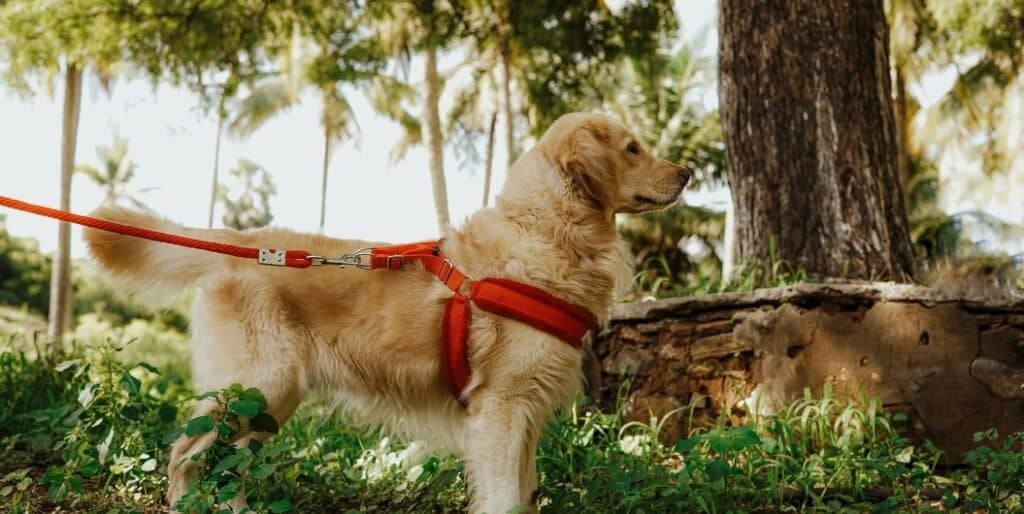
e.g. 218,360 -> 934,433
167,383 -> 292,513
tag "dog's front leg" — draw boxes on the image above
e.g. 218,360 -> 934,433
463,393 -> 539,514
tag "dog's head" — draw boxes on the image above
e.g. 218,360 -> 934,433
539,112 -> 691,214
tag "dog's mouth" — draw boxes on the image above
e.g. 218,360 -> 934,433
632,194 -> 677,207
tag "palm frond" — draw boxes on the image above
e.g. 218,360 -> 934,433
228,80 -> 299,139
74,164 -> 104,185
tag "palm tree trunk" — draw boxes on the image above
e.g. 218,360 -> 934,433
424,45 -> 451,233
207,102 -> 225,228
319,128 -> 331,233
482,111 -> 498,207
500,36 -> 515,166
47,63 -> 82,341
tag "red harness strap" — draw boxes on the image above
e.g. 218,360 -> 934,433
369,242 -> 595,407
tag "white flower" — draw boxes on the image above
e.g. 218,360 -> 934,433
618,434 -> 651,456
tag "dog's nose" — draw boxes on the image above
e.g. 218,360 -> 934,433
677,166 -> 692,188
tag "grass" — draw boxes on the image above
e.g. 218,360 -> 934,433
1,325 -> 1023,513
634,236 -> 810,299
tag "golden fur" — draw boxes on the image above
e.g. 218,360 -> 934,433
84,112 -> 690,513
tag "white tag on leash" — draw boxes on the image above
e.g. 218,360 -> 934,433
258,248 -> 287,266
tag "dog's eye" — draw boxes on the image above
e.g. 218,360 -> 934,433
626,142 -> 640,155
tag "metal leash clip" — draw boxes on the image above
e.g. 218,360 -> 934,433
306,248 -> 373,269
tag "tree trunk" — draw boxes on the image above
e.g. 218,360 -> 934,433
482,111 -> 498,207
718,0 -> 915,281
722,196 -> 736,282
500,36 -> 515,166
319,128 -> 331,233
47,64 -> 82,341
893,67 -> 912,206
424,45 -> 451,233
207,102 -> 225,229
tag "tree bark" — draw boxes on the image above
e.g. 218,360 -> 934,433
893,67 -> 912,205
482,111 -> 498,207
319,128 -> 331,233
722,196 -> 736,282
207,101 -> 225,229
423,45 -> 451,233
47,64 -> 82,341
718,0 -> 915,281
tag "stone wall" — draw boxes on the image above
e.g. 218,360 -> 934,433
589,283 -> 1024,459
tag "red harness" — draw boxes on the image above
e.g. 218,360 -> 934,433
0,195 -> 595,407
354,241 -> 595,407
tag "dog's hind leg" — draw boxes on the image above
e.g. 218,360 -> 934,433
463,393 -> 541,514
166,371 -> 301,511
167,318 -> 303,511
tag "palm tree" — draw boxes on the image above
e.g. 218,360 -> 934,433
208,95 -> 227,228
75,133 -> 151,210
423,45 -> 451,230
229,31 -> 360,233
601,35 -> 728,289
219,159 -> 277,231
50,64 -> 82,341
444,45 -> 502,207
481,111 -> 497,206
370,0 -> 468,234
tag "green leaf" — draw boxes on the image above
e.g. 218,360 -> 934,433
705,459 -> 729,482
250,413 -> 279,434
185,416 -> 215,437
48,483 -> 68,504
729,426 -> 761,450
267,499 -> 292,513
162,426 -> 185,445
40,467 -> 64,487
212,454 -> 245,476
217,422 -> 233,439
159,403 -> 179,423
237,388 -> 268,410
259,442 -> 290,458
66,474 -> 84,493
79,457 -> 100,478
217,480 -> 241,503
675,438 -> 699,453
250,463 -> 277,481
120,403 -> 143,421
136,362 -> 159,374
228,399 -> 262,418
121,371 -> 141,396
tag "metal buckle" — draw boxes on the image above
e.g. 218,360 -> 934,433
305,248 -> 373,269
437,259 -> 455,283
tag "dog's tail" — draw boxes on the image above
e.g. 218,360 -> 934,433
84,206 -> 243,296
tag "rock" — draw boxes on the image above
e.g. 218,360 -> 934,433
596,282 -> 1024,460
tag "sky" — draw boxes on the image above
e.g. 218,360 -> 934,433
0,0 -> 1019,259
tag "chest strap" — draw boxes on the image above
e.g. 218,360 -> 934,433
367,242 -> 595,407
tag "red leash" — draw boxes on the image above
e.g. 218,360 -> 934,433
0,194 -> 596,407
0,195 -> 314,268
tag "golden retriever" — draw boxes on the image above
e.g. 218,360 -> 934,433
84,112 -> 690,513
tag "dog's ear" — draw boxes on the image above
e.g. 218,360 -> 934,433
555,125 -> 614,208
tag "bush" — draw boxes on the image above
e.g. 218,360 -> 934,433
0,217 -> 191,333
